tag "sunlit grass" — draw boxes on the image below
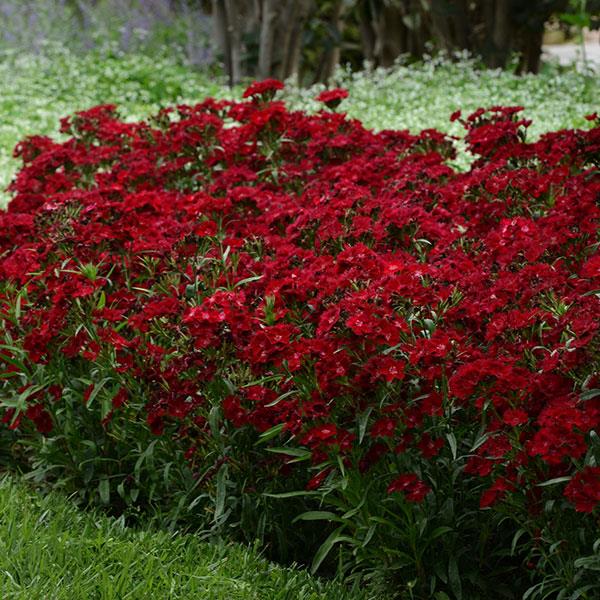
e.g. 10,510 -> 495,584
0,475 -> 370,600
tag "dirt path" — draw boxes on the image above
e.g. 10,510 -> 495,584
543,31 -> 600,69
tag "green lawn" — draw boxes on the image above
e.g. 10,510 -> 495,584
1,48 -> 598,207
0,476 -> 371,600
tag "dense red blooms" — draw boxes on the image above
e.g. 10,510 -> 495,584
564,467 -> 600,513
387,473 -> 431,502
0,89 -> 599,517
480,477 -> 515,508
316,88 -> 349,109
242,78 -> 284,99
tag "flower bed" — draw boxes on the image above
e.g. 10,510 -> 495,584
1,82 -> 599,598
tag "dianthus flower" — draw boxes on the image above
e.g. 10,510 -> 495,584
242,78 -> 284,99
564,467 -> 600,513
387,473 -> 430,502
316,88 -> 348,109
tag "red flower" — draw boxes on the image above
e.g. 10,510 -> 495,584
370,417 -> 397,438
25,404 -> 53,435
306,468 -> 332,490
302,423 -> 338,445
480,477 -> 515,508
242,79 -> 284,99
417,433 -> 444,458
564,467 -> 600,513
502,408 -> 529,427
111,388 -> 128,409
387,473 -> 431,502
316,88 -> 349,109
223,395 -> 247,428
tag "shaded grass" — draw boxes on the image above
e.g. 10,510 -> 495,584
0,476 -> 371,600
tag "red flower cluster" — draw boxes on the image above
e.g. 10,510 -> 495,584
564,467 -> 600,513
0,90 -> 599,516
387,473 -> 431,502
316,88 -> 349,109
242,78 -> 284,99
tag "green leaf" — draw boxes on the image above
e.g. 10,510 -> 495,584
233,274 -> 263,288
98,478 -> 110,505
429,526 -> 453,541
214,463 -> 228,523
511,528 -> 527,555
537,476 -> 571,487
14,292 -> 22,321
266,447 -> 311,458
263,490 -> 320,499
342,494 -> 367,520
134,440 -> 158,483
581,389 -> 600,401
569,585 -> 598,598
264,390 -> 297,408
446,432 -> 457,460
470,431 -> 493,452
2,383 -> 44,410
85,377 -> 113,408
448,556 -> 462,600
293,511 -> 343,524
581,288 -> 600,297
0,352 -> 30,376
208,405 -> 221,437
96,290 -> 106,310
311,526 -> 354,574
255,423 -> 285,444
357,407 -> 373,444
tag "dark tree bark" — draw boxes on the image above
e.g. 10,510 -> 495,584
212,0 -> 565,85
450,0 -> 470,51
212,0 -> 234,86
258,0 -> 279,79
279,0 -> 313,80
212,0 -> 258,85
377,3 -> 409,66
314,0 -> 345,83
490,0 -> 512,68
357,0 -> 377,64
429,0 -> 455,53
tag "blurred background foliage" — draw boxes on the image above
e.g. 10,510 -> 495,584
0,0 -> 598,85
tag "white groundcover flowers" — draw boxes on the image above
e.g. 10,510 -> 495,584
1,49 -> 598,208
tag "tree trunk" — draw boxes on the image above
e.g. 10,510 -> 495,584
429,0 -> 455,53
258,0 -> 279,79
517,28 -> 543,74
212,0 -> 234,86
314,0 -> 345,83
280,0 -> 313,80
490,0 -> 511,68
358,0 -> 377,64
451,0 -> 470,51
